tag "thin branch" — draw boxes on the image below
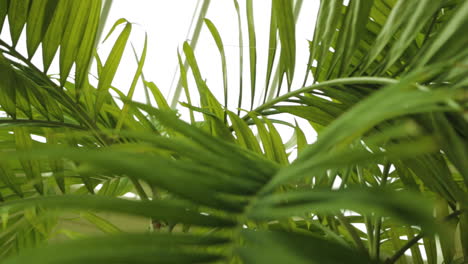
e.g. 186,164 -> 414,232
374,161 -> 391,259
169,0 -> 211,108
384,233 -> 424,264
385,209 -> 465,264
0,119 -> 87,130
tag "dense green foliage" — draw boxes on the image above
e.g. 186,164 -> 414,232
0,0 -> 467,263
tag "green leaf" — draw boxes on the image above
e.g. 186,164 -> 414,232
145,81 -> 170,111
168,0 -> 211,108
23,145 -> 252,211
0,55 -> 17,118
250,187 -> 436,233
25,0 -> 54,58
414,0 -> 468,68
180,102 -> 234,142
41,0 -> 72,72
176,50 -> 195,123
80,212 -> 121,234
204,18 -> 228,110
263,73 -> 456,191
264,118 -> 288,165
130,102 -> 277,181
97,177 -> 133,197
431,113 -> 468,188
227,110 -> 262,154
239,230 -> 376,264
44,128 -> 65,193
246,0 -> 257,109
1,233 -> 227,264
0,0 -> 9,34
15,71 -> 32,119
459,213 -> 468,258
423,236 -> 438,264
329,0 -> 374,77
273,0 -> 295,88
95,22 -> 132,119
273,105 -> 334,127
407,227 -> 424,264
294,120 -> 307,154
232,0 -> 244,113
361,0 -> 442,74
1,195 -> 237,228
384,0 -> 442,74
249,114 -> 276,162
14,127 -> 43,194
263,4 -> 277,102
27,81 -> 64,121
115,34 -> 147,132
266,134 -> 438,194
402,153 -> 466,205
102,18 -> 127,42
74,0 -> 102,101
305,0 -> 342,83
0,161 -> 23,198
7,0 -> 29,47
435,199 -> 456,263
1,2 -> 467,263
183,41 -> 224,121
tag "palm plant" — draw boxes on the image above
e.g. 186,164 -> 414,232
0,0 -> 467,263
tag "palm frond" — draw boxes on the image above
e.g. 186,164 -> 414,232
0,0 -> 467,263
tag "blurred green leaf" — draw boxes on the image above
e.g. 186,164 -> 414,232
1,233 -> 228,264
239,230 -> 376,264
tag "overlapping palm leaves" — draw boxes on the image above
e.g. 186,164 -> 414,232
0,0 -> 467,263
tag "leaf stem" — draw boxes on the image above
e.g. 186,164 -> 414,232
242,77 -> 397,121
0,119 -> 87,130
374,161 -> 391,260
385,209 -> 465,264
384,233 -> 424,264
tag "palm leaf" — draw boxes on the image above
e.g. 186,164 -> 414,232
1,0 -> 467,263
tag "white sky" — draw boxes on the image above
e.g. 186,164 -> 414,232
101,0 -> 320,146
103,0 -> 319,106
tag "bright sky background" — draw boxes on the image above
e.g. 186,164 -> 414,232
100,0 -> 320,145
103,0 -> 319,104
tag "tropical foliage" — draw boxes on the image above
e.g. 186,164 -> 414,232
0,0 -> 467,263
